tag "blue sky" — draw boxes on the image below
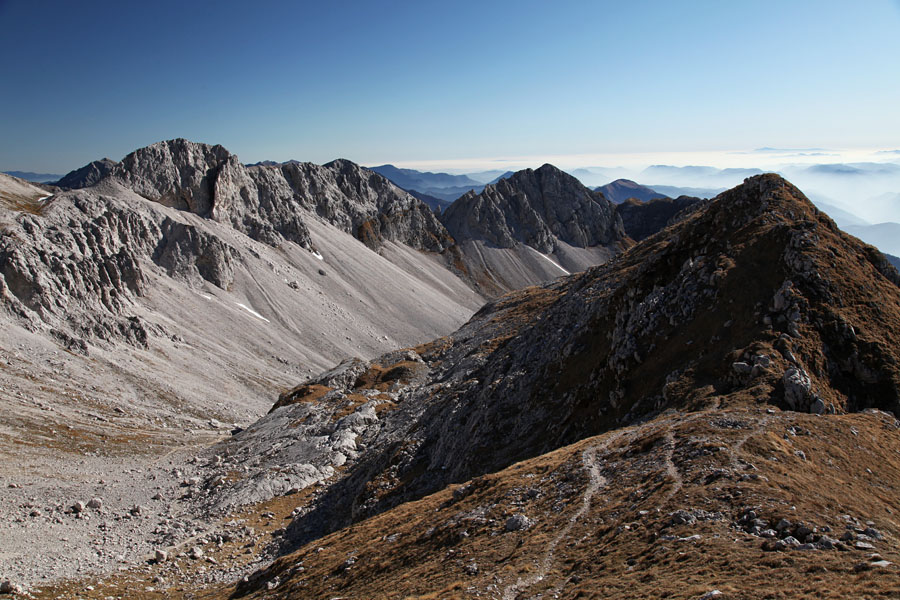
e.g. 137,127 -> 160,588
1,0 -> 899,173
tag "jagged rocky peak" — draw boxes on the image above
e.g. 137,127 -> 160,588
238,173 -> 900,547
54,158 -> 119,189
103,139 -> 450,252
245,157 -> 454,252
112,138 -> 233,216
441,163 -> 625,253
49,139 -> 454,254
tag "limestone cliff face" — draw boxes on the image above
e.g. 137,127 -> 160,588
112,139 -> 230,216
441,164 -> 625,253
103,139 -> 451,252
252,158 -> 453,252
0,140 -> 461,350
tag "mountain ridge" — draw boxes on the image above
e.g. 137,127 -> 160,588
190,174 -> 900,571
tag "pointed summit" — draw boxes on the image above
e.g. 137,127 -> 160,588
439,163 -> 628,294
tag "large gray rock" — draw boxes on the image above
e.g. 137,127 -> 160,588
438,164 -> 627,295
112,139 -> 230,216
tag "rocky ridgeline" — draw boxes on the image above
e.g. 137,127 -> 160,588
61,139 -> 451,253
0,139 -> 455,348
249,158 -> 452,252
241,174 -> 900,551
441,164 -> 624,253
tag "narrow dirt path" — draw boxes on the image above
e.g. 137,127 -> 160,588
660,429 -> 684,505
727,414 -> 771,471
501,428 -> 628,600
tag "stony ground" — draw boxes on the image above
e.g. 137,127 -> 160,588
234,405 -> 900,600
0,187 -> 483,595
19,405 -> 900,599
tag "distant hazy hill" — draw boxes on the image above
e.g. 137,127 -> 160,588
370,164 -> 480,191
804,162 -> 900,177
2,170 -> 63,183
568,167 -> 616,187
809,197 -> 871,227
645,184 -> 725,199
406,189 -> 453,213
595,178 -> 669,204
886,253 -> 900,271
466,169 -> 515,184
843,222 -> 900,257
370,164 -> 513,204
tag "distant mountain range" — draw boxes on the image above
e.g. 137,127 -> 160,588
643,184 -> 725,199
843,222 -> 900,258
2,170 -> 63,183
370,164 -> 514,209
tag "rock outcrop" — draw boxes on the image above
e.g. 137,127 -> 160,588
0,139 -> 471,350
78,139 -> 454,253
0,184 -> 161,347
253,158 -> 453,252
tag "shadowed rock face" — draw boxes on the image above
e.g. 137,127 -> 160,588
616,195 -> 702,241
441,164 -> 625,253
213,174 -> 900,551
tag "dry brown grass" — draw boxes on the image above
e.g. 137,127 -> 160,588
269,383 -> 333,413
223,407 -> 900,600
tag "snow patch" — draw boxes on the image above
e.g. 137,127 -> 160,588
312,251 -> 324,261
235,302 -> 270,322
528,246 -> 570,275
